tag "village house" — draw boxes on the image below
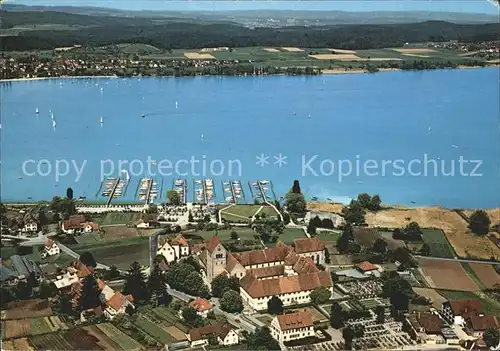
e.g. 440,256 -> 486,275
61,215 -> 99,234
136,214 -> 159,229
156,234 -> 190,263
72,278 -> 134,321
22,220 -> 39,233
189,297 -> 214,317
40,240 -> 60,259
355,261 -> 384,277
53,261 -> 93,289
441,299 -> 483,326
467,314 -> 499,338
187,320 -> 239,347
270,310 -> 315,343
407,312 -> 446,344
198,236 -> 327,282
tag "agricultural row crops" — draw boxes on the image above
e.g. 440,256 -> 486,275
132,315 -> 175,344
2,316 -> 68,339
421,229 -> 456,258
27,323 -> 142,351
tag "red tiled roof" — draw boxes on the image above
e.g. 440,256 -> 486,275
233,245 -> 289,267
248,265 -> 285,279
172,234 -> 189,247
293,257 -> 319,275
63,215 -> 86,229
469,315 -> 499,331
417,313 -> 444,334
45,239 -> 56,249
356,261 -> 378,272
206,236 -> 221,253
189,320 -> 234,341
241,271 -> 332,298
189,298 -> 213,313
106,292 -> 132,312
226,253 -> 243,272
294,237 -> 325,254
449,300 -> 483,318
276,311 -> 313,331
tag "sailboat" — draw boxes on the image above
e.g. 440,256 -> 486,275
52,119 -> 57,128
36,108 -> 39,114
175,101 -> 178,109
51,113 -> 54,121
201,133 -> 204,141
100,116 -> 103,124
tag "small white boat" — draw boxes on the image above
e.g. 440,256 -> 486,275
52,120 -> 57,128
175,101 -> 178,108
100,116 -> 103,124
36,108 -> 39,114
100,87 -> 104,92
452,144 -> 459,149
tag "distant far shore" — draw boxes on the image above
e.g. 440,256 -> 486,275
0,75 -> 119,82
1,64 -> 497,82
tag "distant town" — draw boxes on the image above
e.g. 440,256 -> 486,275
1,41 -> 498,80
1,180 -> 499,350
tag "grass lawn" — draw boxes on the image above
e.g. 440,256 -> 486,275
259,206 -> 279,217
280,228 -> 307,244
256,315 -> 273,325
315,231 -> 341,243
97,212 -> 141,226
221,212 -> 251,223
185,228 -> 256,243
133,315 -> 175,344
461,263 -> 486,290
69,237 -> 150,269
224,204 -> 261,218
421,229 -> 456,258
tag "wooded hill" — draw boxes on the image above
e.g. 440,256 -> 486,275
1,10 -> 499,51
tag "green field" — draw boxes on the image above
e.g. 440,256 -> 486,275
256,315 -> 273,325
96,212 -> 142,226
421,229 -> 456,258
280,228 -> 307,244
132,315 -> 175,344
184,228 -> 257,243
315,231 -> 341,243
69,237 -> 150,269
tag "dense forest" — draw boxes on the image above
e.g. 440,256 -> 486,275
1,11 -> 499,51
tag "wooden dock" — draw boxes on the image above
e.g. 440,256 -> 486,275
173,179 -> 187,204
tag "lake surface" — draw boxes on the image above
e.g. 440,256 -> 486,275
2,68 -> 499,208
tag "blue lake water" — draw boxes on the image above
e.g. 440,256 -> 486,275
2,68 -> 499,208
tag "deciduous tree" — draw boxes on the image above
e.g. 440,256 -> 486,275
310,286 -> 331,305
267,296 -> 284,315
220,290 -> 243,313
469,210 -> 491,235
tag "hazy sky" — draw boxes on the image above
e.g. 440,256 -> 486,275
10,0 -> 500,14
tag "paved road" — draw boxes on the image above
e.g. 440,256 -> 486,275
414,255 -> 499,265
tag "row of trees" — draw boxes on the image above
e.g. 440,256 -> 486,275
3,12 -> 499,51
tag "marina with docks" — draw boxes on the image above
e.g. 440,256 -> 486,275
97,170 -> 131,206
222,180 -> 246,204
136,178 -> 162,204
172,178 -> 187,204
93,178 -> 279,206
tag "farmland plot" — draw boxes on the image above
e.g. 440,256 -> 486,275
96,323 -> 143,350
2,299 -> 52,320
421,229 -> 456,258
418,258 -> 480,291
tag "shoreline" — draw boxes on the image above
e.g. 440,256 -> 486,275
1,65 -> 496,82
0,75 -> 119,82
2,200 -> 498,211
